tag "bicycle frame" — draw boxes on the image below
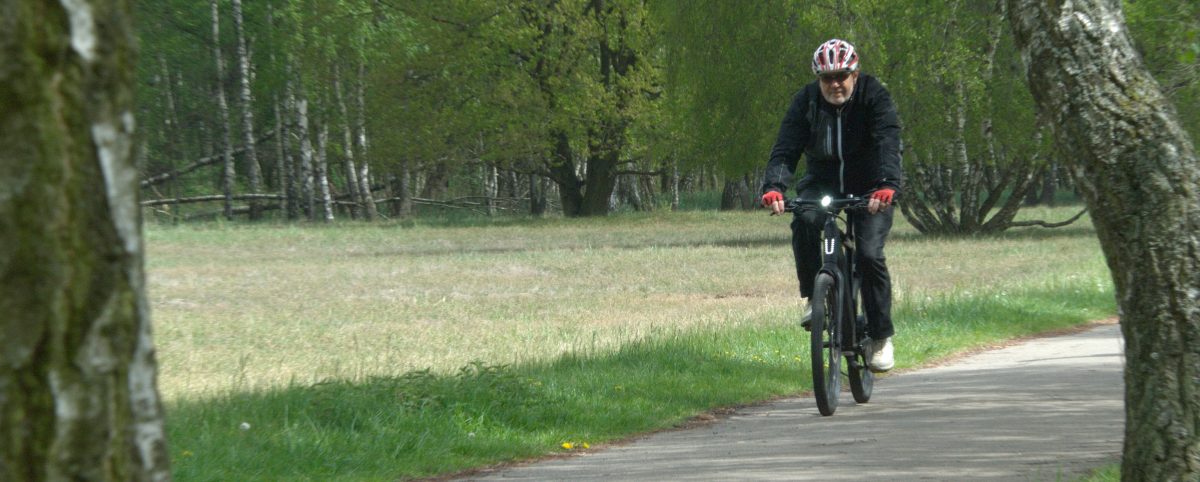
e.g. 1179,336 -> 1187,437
806,196 -> 869,363
820,207 -> 863,356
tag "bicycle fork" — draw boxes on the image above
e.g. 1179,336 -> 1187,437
819,213 -> 868,367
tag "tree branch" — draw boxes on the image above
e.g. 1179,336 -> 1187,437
614,168 -> 665,176
140,193 -> 284,207
1008,207 -> 1088,229
139,131 -> 276,188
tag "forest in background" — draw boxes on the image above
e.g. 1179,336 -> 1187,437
134,0 -> 1199,233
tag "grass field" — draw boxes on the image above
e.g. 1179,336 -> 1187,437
145,204 -> 1115,480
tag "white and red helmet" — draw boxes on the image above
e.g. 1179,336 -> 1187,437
811,39 -> 860,75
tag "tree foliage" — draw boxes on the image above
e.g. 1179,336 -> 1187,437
131,0 -> 1198,222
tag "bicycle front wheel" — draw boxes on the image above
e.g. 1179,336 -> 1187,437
848,329 -> 874,403
810,272 -> 841,416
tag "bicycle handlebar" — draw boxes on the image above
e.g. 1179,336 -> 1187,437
784,196 -> 871,213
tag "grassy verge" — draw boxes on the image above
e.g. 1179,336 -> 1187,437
146,207 -> 1106,398
167,277 -> 1113,481
1076,463 -> 1120,481
148,205 -> 1113,479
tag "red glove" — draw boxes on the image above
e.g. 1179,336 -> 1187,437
761,191 -> 784,207
869,188 -> 895,204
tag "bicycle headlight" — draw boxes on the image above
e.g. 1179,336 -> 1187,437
820,196 -> 832,208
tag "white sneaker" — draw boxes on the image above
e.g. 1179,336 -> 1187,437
800,305 -> 813,331
868,337 -> 894,372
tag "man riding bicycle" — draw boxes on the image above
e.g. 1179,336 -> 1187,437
761,39 -> 903,372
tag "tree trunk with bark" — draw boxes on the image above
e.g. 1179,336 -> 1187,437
274,98 -> 294,219
670,158 -> 680,211
483,163 -> 498,216
614,174 -> 646,212
211,0 -> 236,221
355,62 -> 379,221
315,122 -> 334,222
1,1 -> 171,479
333,65 -> 362,219
397,161 -> 414,217
548,131 -> 586,216
719,175 -> 755,210
232,0 -> 263,220
1007,1 -> 1200,480
529,173 -> 547,216
157,55 -> 181,222
296,97 -> 315,220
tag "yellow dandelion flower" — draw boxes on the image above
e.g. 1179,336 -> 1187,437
561,442 -> 573,450
582,442 -> 591,449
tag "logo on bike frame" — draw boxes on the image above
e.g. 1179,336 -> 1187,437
824,237 -> 836,255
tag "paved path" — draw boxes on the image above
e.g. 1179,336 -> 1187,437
467,323 -> 1124,481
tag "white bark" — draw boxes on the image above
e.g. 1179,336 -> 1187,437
1007,1 -> 1200,479
3,1 -> 171,479
670,158 -> 680,211
210,0 -> 236,221
232,0 -> 263,219
273,99 -> 288,210
333,65 -> 362,218
355,62 -> 378,220
296,97 -> 315,220
282,74 -> 301,220
316,122 -> 334,222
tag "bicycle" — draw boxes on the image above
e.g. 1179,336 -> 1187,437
787,195 -> 875,416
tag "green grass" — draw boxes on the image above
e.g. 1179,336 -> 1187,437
1075,463 -> 1120,481
166,278 -> 1113,481
147,205 -> 1116,480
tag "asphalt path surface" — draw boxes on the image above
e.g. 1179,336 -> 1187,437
466,322 -> 1124,481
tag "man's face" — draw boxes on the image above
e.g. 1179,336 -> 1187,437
819,71 -> 858,106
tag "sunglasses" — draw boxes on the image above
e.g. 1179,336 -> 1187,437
819,72 -> 852,83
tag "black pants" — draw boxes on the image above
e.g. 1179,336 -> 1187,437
790,189 -> 895,339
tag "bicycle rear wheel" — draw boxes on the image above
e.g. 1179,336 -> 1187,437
810,272 -> 841,416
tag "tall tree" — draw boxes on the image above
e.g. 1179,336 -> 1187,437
211,0 -> 237,220
333,64 -> 363,218
1007,1 -> 1200,480
1,0 -> 171,479
654,0 -> 796,207
232,0 -> 264,219
354,61 -> 379,220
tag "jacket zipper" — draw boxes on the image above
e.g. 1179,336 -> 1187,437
837,108 -> 845,194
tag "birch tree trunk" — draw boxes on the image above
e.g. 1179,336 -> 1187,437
210,0 -> 236,221
315,122 -> 335,222
296,97 -> 316,220
273,98 -> 293,218
232,0 -> 263,220
333,65 -> 362,219
398,161 -> 414,218
1,1 -> 171,479
355,62 -> 379,220
1007,2 -> 1200,480
670,157 -> 680,211
158,54 -> 181,222
484,163 -> 498,216
529,173 -> 547,216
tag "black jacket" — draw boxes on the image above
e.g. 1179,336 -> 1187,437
762,74 -> 903,197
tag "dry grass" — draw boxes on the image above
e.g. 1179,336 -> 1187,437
145,206 -> 1106,399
